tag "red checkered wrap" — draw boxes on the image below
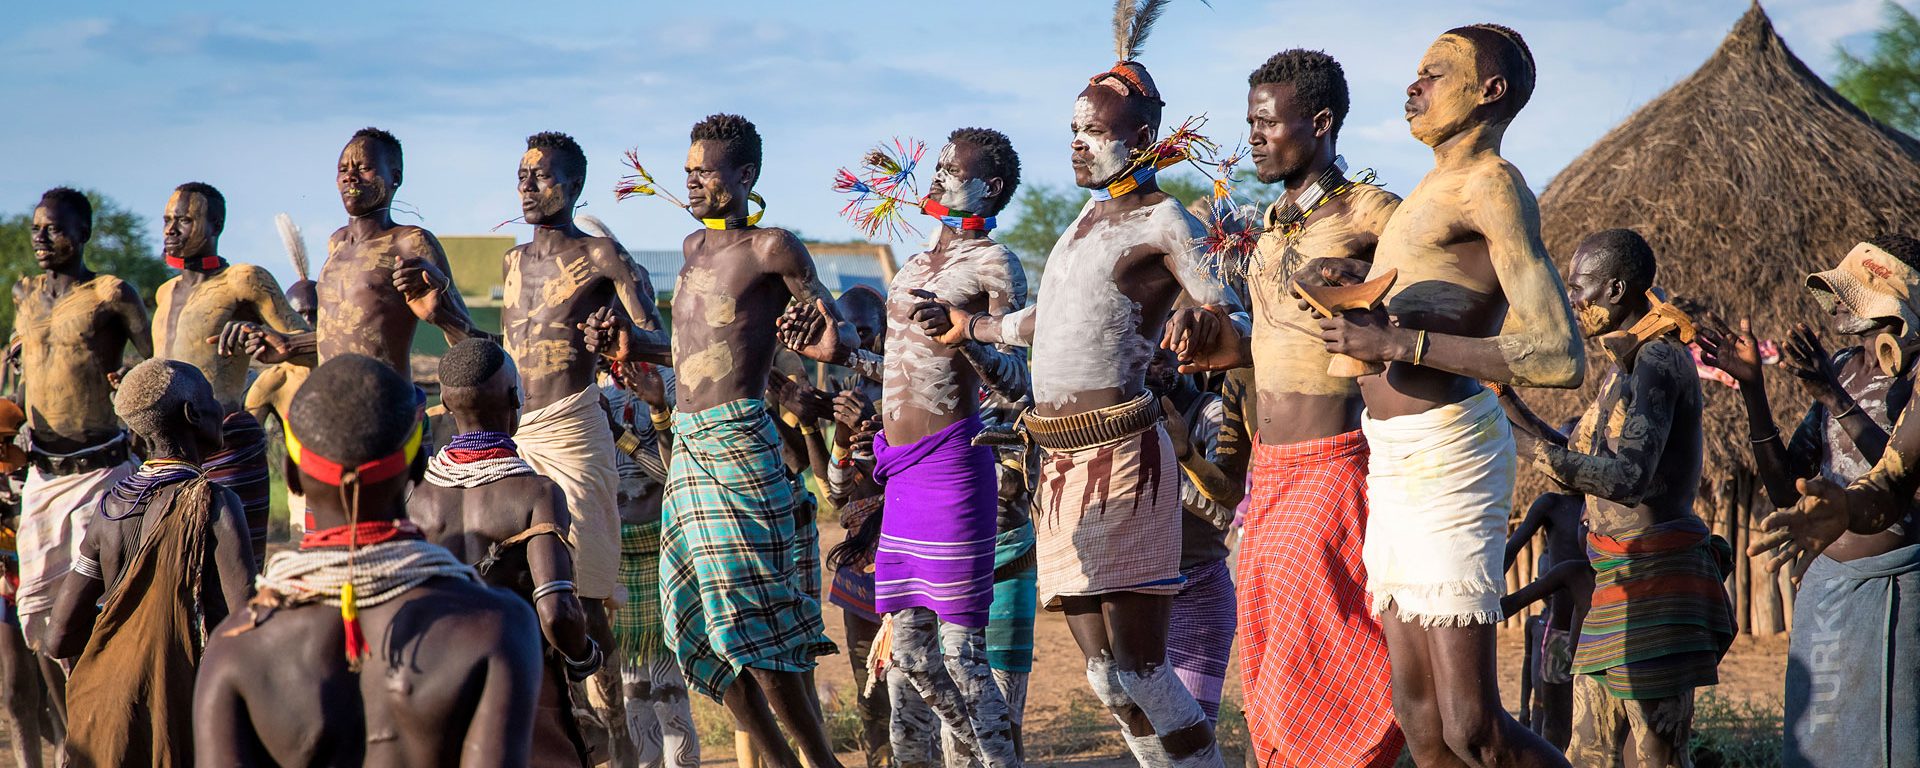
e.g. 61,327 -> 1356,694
1239,430 -> 1403,767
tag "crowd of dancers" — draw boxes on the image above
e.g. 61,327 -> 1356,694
1,3 -> 1914,767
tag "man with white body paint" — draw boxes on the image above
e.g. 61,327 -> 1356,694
787,128 -> 1030,768
1312,24 -> 1581,766
919,41 -> 1232,768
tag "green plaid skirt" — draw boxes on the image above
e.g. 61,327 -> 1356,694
659,399 -> 836,700
614,521 -> 666,664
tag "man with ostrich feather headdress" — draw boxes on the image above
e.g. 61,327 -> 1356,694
920,2 -> 1231,765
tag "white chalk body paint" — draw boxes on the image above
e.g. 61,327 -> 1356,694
1030,197 -> 1223,408
931,144 -> 996,214
1074,97 -> 1132,185
884,238 -> 1028,421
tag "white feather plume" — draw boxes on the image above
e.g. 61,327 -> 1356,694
1112,0 -> 1171,62
275,213 -> 309,281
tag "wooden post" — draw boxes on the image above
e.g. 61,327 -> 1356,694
1730,475 -> 1751,635
1505,521 -> 1521,631
1749,484 -> 1784,636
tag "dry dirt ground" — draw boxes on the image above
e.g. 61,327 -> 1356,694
691,525 -> 1791,768
0,525 -> 1790,767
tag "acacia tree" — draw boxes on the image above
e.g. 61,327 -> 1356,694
1836,1 -> 1920,134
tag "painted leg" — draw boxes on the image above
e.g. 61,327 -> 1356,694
1104,593 -> 1219,768
940,724 -> 974,768
1115,663 -> 1219,768
1086,652 -> 1171,768
890,609 -> 981,764
648,659 -> 701,768
1064,596 -> 1167,767
623,660 -> 665,768
1566,673 -> 1624,768
990,669 -> 1028,760
889,665 -> 939,768
937,623 -> 1020,768
1625,690 -> 1694,768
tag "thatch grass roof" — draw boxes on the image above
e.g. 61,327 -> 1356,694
1520,2 -> 1920,503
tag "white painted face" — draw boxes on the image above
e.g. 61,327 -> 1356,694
1073,96 -> 1131,186
930,143 -> 993,213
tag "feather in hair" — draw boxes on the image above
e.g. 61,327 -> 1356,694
274,213 -> 309,281
1112,0 -> 1169,61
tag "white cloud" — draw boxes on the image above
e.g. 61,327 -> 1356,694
0,0 -> 1908,286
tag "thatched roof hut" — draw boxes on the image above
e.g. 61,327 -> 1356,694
1514,2 -> 1920,633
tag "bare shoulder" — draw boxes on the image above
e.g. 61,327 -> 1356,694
527,476 -> 569,530
1147,196 -> 1207,259
1461,157 -> 1533,205
202,605 -> 330,683
396,579 -> 540,649
753,228 -> 815,278
393,225 -> 444,257
490,472 -> 565,505
1349,183 -> 1403,221
225,263 -> 285,294
680,230 -> 703,255
752,227 -> 809,259
584,236 -> 634,273
92,274 -> 139,304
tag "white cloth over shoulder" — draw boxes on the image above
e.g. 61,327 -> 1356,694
517,384 -> 621,600
1360,388 -> 1513,627
16,459 -> 136,649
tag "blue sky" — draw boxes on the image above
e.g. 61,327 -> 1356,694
0,0 -> 1900,287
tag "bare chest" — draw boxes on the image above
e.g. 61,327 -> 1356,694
1375,192 -> 1501,331
158,276 -> 252,354
503,246 -> 601,329
318,242 -> 404,317
19,283 -> 114,357
670,249 -> 774,394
